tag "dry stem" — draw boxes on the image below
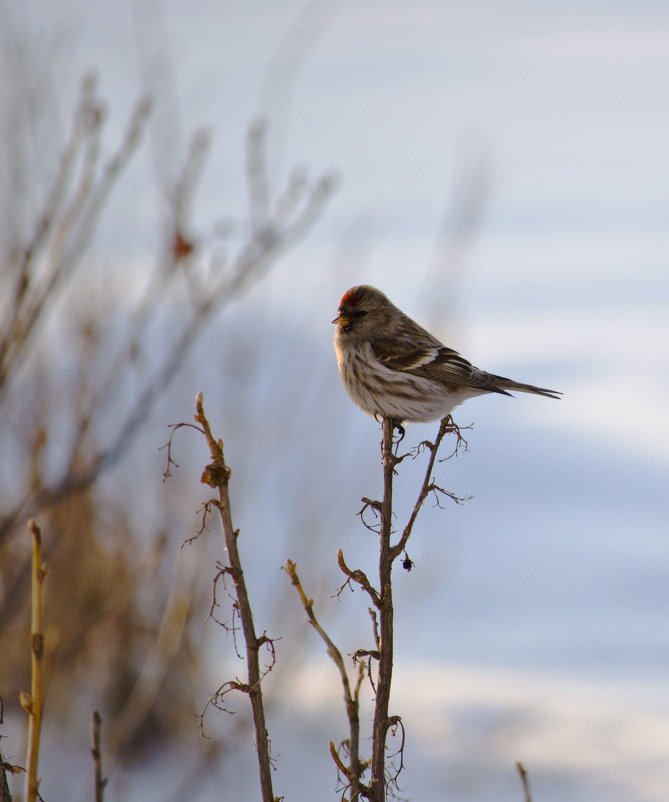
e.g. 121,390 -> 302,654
0,105 -> 334,547
91,711 -> 107,802
391,415 -> 463,561
0,743 -> 15,802
193,392 -> 275,802
516,762 -> 533,802
285,560 -> 367,800
22,520 -> 46,802
369,417 -> 397,801
338,415 -> 465,801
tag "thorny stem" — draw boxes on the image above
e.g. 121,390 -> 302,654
194,393 -> 275,802
390,415 -> 457,561
366,415 -> 463,800
369,417 -> 397,802
290,413 -> 463,800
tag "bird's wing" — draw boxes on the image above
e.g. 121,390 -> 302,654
371,338 -> 502,392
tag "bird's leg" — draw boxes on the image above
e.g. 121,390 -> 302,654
391,419 -> 405,445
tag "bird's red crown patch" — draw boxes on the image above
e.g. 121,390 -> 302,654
340,287 -> 364,308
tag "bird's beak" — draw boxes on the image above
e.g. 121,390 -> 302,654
332,313 -> 348,326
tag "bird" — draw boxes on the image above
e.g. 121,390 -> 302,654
333,285 -> 561,424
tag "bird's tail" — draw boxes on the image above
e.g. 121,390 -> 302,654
489,375 -> 562,400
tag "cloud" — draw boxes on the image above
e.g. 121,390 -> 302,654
519,26 -> 669,65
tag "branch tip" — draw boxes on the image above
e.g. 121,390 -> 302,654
28,519 -> 41,542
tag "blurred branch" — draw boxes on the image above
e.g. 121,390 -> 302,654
422,150 -> 490,335
0,101 -> 335,545
0,28 -> 335,795
91,712 -> 107,802
516,762 -> 533,802
103,124 -> 333,470
104,564 -> 193,758
0,75 -> 150,396
0,705 -> 18,802
257,0 -> 334,179
0,752 -> 13,802
20,520 -> 46,802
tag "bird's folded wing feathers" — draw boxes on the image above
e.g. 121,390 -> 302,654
371,339 -> 492,390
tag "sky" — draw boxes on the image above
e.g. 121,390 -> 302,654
4,1 -> 669,800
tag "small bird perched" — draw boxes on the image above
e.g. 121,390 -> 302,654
333,285 -> 561,423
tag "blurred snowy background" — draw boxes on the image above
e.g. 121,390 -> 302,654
1,1 -> 668,801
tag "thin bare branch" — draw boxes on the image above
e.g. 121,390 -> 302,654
285,560 -> 367,800
369,417 -> 396,802
365,416 -> 466,800
336,549 -> 380,608
0,75 -> 98,387
0,744 -> 16,802
191,392 -> 276,802
390,415 -> 464,561
21,520 -> 46,802
0,83 -> 151,396
91,711 -> 107,802
385,716 -> 407,795
517,762 -> 533,802
0,112 -> 334,548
